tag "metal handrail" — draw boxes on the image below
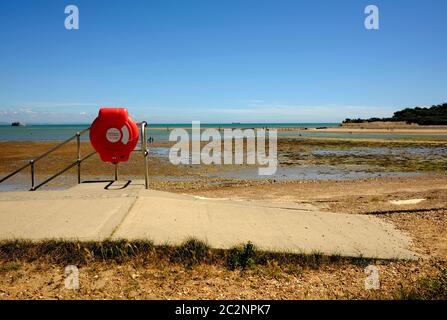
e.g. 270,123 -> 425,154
0,127 -> 93,190
0,161 -> 33,185
32,150 -> 97,191
33,127 -> 90,162
0,123 -> 149,191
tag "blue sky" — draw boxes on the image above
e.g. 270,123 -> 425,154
0,0 -> 446,123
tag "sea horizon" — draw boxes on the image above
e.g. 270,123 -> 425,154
0,122 -> 341,141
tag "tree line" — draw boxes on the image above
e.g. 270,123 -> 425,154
343,103 -> 447,125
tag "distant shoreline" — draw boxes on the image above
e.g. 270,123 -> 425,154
145,124 -> 447,135
2,123 -> 447,142
302,127 -> 447,135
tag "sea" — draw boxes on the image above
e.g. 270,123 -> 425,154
1,123 -> 447,141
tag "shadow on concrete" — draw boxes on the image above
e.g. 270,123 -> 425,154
105,180 -> 132,190
81,180 -> 133,190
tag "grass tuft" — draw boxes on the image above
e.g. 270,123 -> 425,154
172,238 -> 211,267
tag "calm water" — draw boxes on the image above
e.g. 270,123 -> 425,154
0,123 -> 337,141
1,123 -> 447,141
211,166 -> 421,181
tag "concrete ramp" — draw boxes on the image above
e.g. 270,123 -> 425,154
0,180 -> 417,260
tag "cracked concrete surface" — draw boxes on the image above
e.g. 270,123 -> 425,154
0,180 -> 418,260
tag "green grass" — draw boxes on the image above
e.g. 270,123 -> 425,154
227,242 -> 256,270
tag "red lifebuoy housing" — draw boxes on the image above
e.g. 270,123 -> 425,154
89,108 -> 139,163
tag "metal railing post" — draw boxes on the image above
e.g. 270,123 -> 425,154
30,160 -> 35,191
141,121 -> 149,189
76,132 -> 81,184
114,163 -> 118,181
144,150 -> 149,189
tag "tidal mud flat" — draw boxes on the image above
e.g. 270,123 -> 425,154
0,136 -> 446,191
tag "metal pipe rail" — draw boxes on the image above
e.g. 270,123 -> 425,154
32,150 -> 97,191
0,127 -> 92,191
0,122 -> 150,191
140,121 -> 149,188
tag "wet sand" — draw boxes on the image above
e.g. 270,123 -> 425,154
1,135 -> 446,189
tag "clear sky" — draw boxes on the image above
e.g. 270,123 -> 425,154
0,0 -> 446,124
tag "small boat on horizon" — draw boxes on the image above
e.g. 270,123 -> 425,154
11,122 -> 26,127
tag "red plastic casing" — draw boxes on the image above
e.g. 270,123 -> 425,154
89,108 -> 139,163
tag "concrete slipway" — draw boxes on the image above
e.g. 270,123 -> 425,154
0,180 -> 418,260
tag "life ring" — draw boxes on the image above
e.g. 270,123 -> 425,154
89,108 -> 139,163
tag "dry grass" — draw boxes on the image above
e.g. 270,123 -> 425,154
0,238 -> 382,271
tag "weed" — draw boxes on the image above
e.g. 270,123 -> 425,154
227,242 -> 256,270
